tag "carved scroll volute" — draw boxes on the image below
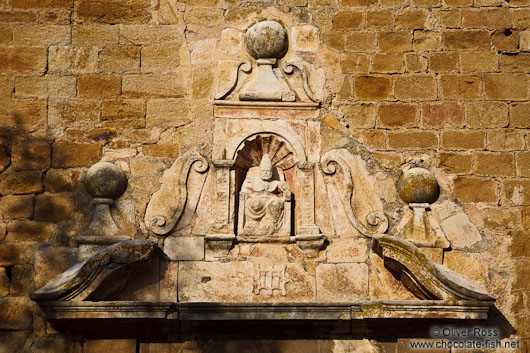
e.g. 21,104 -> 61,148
145,151 -> 209,236
321,149 -> 388,237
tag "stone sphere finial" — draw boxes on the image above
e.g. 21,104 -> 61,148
244,20 -> 288,60
85,162 -> 128,200
397,167 -> 440,204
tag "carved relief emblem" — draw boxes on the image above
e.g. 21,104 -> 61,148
253,265 -> 290,296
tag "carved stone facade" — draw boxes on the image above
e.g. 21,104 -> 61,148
0,3 -> 528,353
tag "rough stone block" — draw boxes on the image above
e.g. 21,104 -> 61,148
462,8 -> 510,28
316,263 -> 368,301
85,340 -> 137,353
78,74 -> 121,98
292,25 -> 319,51
340,53 -> 370,73
484,74 -> 529,100
354,76 -> 392,100
377,103 -> 417,127
326,238 -> 367,263
47,75 -> 77,98
366,10 -> 394,30
388,131 -> 437,149
14,76 -> 47,98
0,267 -> 9,298
146,99 -> 190,128
34,193 -> 75,222
340,103 -> 376,128
185,7 -> 223,27
394,75 -> 436,100
0,195 -> 33,219
75,0 -> 151,24
99,46 -> 140,73
453,177 -> 497,203
372,53 -> 404,73
422,102 -> 463,128
178,261 -> 254,302
466,102 -> 508,128
513,9 -> 530,28
510,230 -> 530,258
73,24 -> 119,45
440,74 -> 480,99
49,99 -> 100,127
516,152 -> 530,177
500,53 -> 530,73
344,32 -> 376,52
142,143 -> 180,159
0,170 -> 43,195
9,264 -> 34,296
123,75 -> 185,98
441,131 -> 485,149
396,9 -> 428,29
429,52 -> 458,73
413,31 -> 440,51
503,180 -> 530,205
119,25 -> 183,45
378,31 -> 411,52
0,47 -> 47,73
510,103 -> 530,128
164,237 -> 204,261
438,153 -> 472,174
34,246 -> 77,288
141,45 -> 181,74
11,141 -> 50,170
332,11 -> 363,30
13,25 -> 70,46
52,141 -> 101,168
0,24 -> 12,45
488,130 -> 525,151
492,29 -> 519,51
321,31 -> 343,50
8,0 -> 72,8
475,152 -> 515,176
442,30 -> 490,50
192,68 -> 213,100
405,53 -> 427,72
0,297 -> 33,330
6,220 -> 55,242
460,51 -> 498,73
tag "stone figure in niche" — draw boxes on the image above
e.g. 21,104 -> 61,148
238,154 -> 291,238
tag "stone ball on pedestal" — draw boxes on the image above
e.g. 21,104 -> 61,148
244,20 -> 288,59
397,167 -> 439,204
85,162 -> 128,200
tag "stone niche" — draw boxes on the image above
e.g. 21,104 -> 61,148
30,19 -> 498,337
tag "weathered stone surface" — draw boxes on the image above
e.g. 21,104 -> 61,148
13,25 -> 70,46
460,51 -> 497,72
378,31 -> 411,52
11,141 -> 50,170
438,153 -> 472,174
388,131 -> 437,149
0,99 -> 47,128
73,25 -> 119,45
503,180 -> 530,205
484,74 -> 529,100
44,169 -> 81,193
326,238 -> 367,263
0,243 -> 33,266
10,264 -> 34,296
441,213 -> 481,249
453,177 -> 497,203
0,297 -> 33,329
99,46 -> 140,73
34,246 -> 78,289
52,141 -> 101,168
397,167 -> 439,204
377,103 -> 416,127
440,74 -> 480,99
340,103 -> 375,128
141,45 -> 181,74
75,0 -> 151,24
0,267 -> 9,298
316,263 -> 368,301
0,195 -> 33,219
475,152 -> 515,176
0,170 -> 43,195
394,75 -> 436,100
442,30 -> 490,50
441,131 -> 485,149
48,46 -> 98,74
178,261 -> 254,302
34,193 -> 76,222
164,237 -> 204,261
78,74 -> 121,98
444,251 -> 488,288
85,340 -> 136,353
6,220 -> 55,242
185,7 -> 224,27
510,230 -> 530,258
123,75 -> 185,98
422,102 -> 463,128
467,102 -> 508,128
146,99 -> 190,128
354,76 -> 392,100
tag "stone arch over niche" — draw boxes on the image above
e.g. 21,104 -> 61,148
231,133 -> 302,239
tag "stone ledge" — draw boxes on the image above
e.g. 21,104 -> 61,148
39,300 -> 493,321
213,101 -> 319,120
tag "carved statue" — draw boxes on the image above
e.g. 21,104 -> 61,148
238,154 -> 291,237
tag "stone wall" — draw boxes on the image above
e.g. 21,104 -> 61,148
0,0 -> 529,352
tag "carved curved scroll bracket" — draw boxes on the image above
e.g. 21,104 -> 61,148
283,61 -> 320,103
215,60 -> 252,100
321,149 -> 389,237
30,240 -> 157,302
375,234 -> 495,301
145,151 -> 209,236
